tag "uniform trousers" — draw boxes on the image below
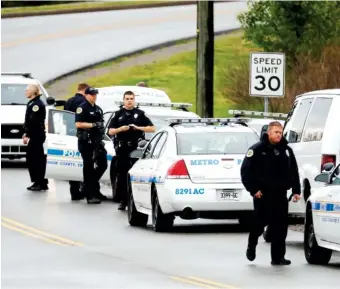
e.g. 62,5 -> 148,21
26,137 -> 48,186
78,140 -> 107,199
248,190 -> 289,262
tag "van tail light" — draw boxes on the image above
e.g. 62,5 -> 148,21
321,154 -> 336,172
166,159 -> 189,179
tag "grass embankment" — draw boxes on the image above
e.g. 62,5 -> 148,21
66,31 -> 259,117
1,1 -> 174,16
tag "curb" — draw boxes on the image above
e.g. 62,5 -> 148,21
2,1 -> 228,19
44,28 -> 241,87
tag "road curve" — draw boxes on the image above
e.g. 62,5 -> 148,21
1,2 -> 248,84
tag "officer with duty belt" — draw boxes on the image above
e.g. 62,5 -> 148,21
64,82 -> 90,200
23,84 -> 49,191
240,121 -> 301,266
75,87 -> 108,204
108,90 -> 155,210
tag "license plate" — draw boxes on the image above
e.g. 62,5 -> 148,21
218,190 -> 239,201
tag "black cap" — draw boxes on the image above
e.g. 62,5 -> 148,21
85,87 -> 99,95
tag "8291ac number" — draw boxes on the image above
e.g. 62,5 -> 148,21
175,188 -> 204,195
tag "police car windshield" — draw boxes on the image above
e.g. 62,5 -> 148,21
177,132 -> 259,155
1,83 -> 47,105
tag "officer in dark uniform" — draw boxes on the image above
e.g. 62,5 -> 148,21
108,90 -> 155,210
23,84 -> 48,191
240,121 -> 301,266
64,83 -> 89,200
75,87 -> 108,204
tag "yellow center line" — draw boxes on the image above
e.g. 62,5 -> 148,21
2,222 -> 66,246
1,216 -> 84,247
171,276 -> 216,288
1,9 -> 238,48
188,276 -> 240,289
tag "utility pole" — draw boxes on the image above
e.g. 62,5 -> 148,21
196,0 -> 214,118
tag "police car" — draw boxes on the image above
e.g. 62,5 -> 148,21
126,118 -> 260,232
1,72 -> 52,160
228,110 -> 286,135
304,162 -> 340,265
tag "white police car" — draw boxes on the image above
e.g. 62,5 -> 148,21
1,72 -> 51,160
126,118 -> 260,232
304,162 -> 340,265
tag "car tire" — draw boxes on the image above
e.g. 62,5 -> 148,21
111,175 -> 120,203
152,186 -> 174,232
304,207 -> 332,265
263,226 -> 272,243
127,182 -> 148,227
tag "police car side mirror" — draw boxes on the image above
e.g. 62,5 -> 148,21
322,162 -> 334,172
46,96 -> 55,105
287,130 -> 298,143
130,149 -> 143,159
314,172 -> 330,183
138,140 -> 148,149
260,125 -> 268,140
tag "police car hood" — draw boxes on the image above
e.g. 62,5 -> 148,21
182,154 -> 245,184
0,105 -> 26,124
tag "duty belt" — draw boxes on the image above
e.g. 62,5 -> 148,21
118,141 -> 137,147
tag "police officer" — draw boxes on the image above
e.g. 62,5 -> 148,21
240,121 -> 301,265
108,90 -> 155,210
64,83 -> 90,200
75,87 -> 108,204
23,84 -> 48,191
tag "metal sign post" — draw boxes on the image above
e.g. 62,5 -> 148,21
249,52 -> 286,113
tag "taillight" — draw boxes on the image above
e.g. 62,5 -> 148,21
166,159 -> 189,179
321,154 -> 336,171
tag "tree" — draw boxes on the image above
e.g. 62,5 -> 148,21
237,1 -> 340,66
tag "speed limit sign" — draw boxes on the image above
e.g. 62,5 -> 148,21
249,52 -> 285,97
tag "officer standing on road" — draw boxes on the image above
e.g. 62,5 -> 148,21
64,83 -> 90,200
108,90 -> 155,210
240,121 -> 301,266
75,87 -> 108,204
23,84 -> 49,191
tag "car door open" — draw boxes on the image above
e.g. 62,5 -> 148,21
45,109 -> 84,181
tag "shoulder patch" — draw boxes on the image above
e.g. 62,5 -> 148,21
32,105 -> 39,112
246,149 -> 254,158
76,107 -> 83,114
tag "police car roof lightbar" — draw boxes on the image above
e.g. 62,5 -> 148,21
168,117 -> 251,127
228,110 -> 288,119
1,72 -> 33,79
116,101 -> 192,109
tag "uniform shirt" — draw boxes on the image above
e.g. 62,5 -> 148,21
23,95 -> 46,140
75,100 -> 104,141
64,93 -> 85,112
108,107 -> 154,142
240,133 -> 301,197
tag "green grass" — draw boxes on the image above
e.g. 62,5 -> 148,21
66,31 -> 259,117
1,1 -> 171,15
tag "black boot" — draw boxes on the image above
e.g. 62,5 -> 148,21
87,197 -> 101,204
271,258 -> 291,266
118,202 -> 126,210
246,245 -> 256,261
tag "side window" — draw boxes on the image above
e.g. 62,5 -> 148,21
143,133 -> 163,159
49,110 -> 76,137
151,132 -> 168,159
286,98 -> 313,143
302,98 -> 333,142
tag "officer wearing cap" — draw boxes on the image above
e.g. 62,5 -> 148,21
64,83 -> 90,200
23,84 -> 49,191
75,87 -> 108,204
241,121 -> 301,266
108,90 -> 155,210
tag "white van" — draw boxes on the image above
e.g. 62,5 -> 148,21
283,89 -> 340,210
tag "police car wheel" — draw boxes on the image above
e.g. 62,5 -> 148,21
151,187 -> 174,232
304,208 -> 332,264
127,184 -> 148,227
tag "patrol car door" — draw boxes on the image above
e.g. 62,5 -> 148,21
45,109 -> 83,181
130,132 -> 163,210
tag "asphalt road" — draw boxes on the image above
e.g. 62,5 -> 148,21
2,160 -> 339,289
1,2 -> 248,84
